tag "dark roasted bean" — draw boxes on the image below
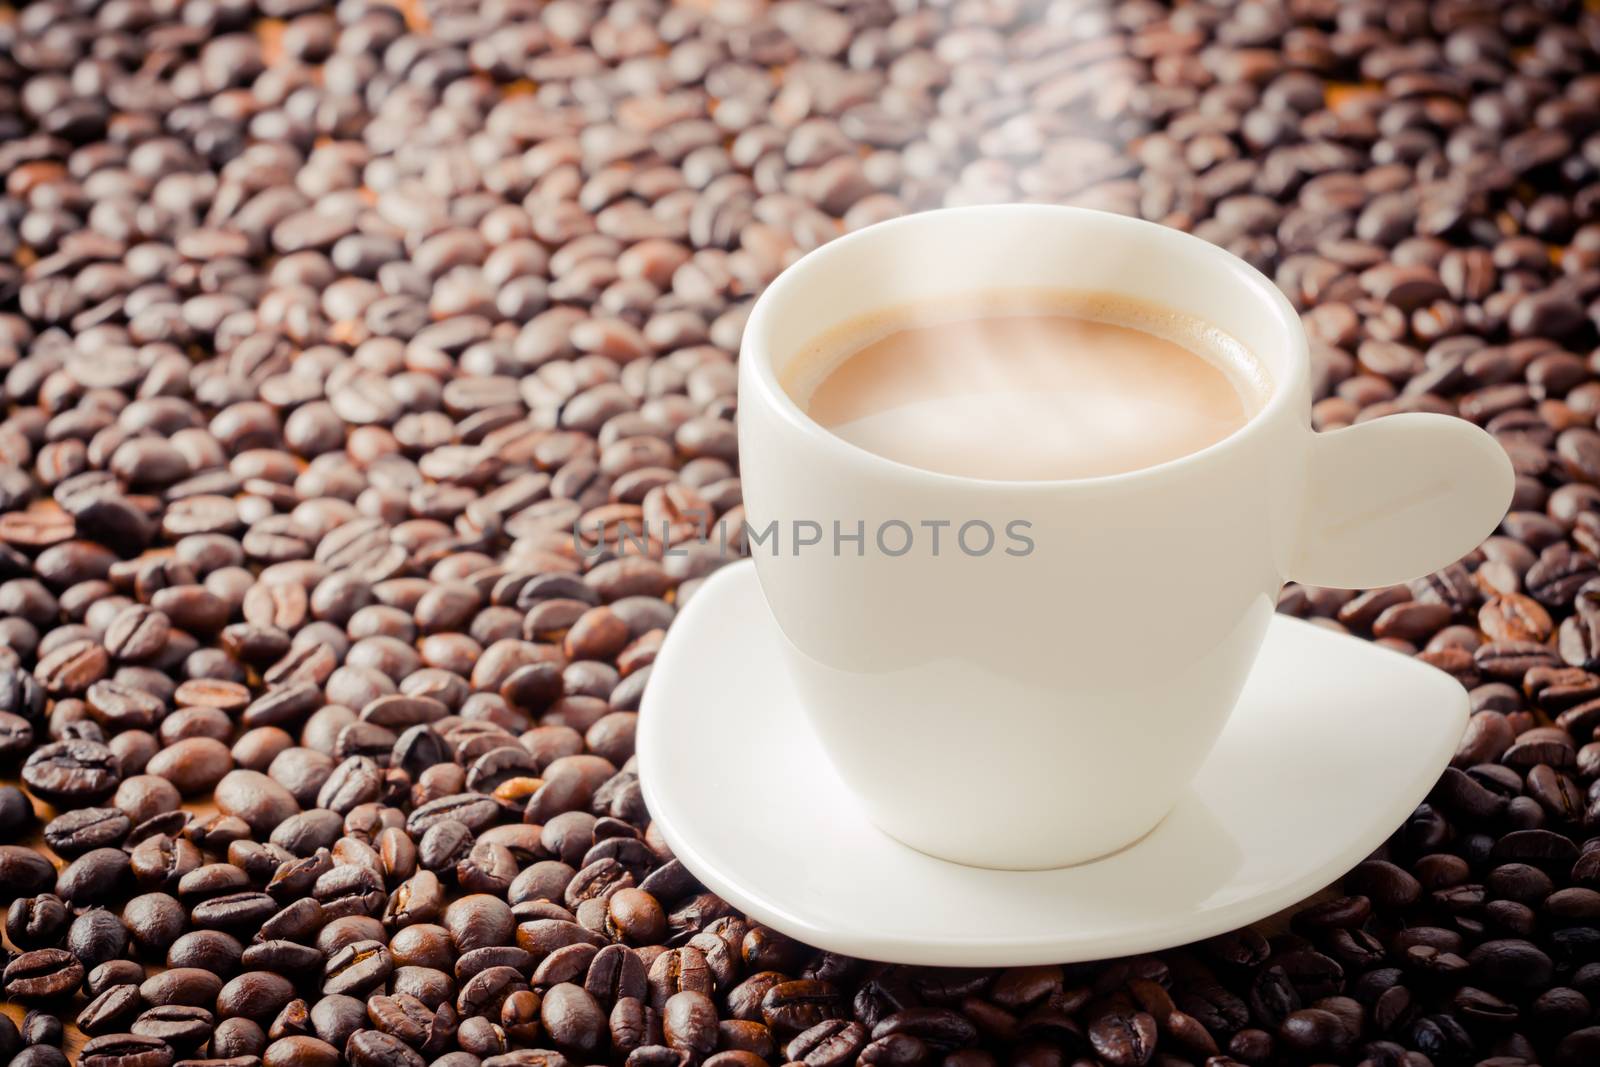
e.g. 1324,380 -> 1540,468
79,1034 -> 175,1067
3,947 -> 85,1000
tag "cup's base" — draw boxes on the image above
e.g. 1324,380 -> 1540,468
636,559 -> 1470,964
867,804 -> 1176,871
772,622 -> 1207,872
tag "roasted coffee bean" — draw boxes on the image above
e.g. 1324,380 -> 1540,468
129,836 -> 201,892
147,738 -> 233,796
409,794 -> 501,835
10,1049 -> 71,1067
0,846 -> 57,896
458,842 -> 519,896
1493,829 -> 1579,866
263,1035 -> 340,1067
305,996 -> 364,1050
7,893 -> 69,949
141,968 -> 224,1009
663,990 -> 719,1056
419,820 -> 475,873
324,940 -> 395,996
648,946 -> 714,1011
0,783 -> 33,844
22,738 -> 120,803
499,987 -> 542,1044
1087,1009 -> 1159,1067
519,917 -> 609,959
347,1030 -> 426,1067
243,940 -> 324,973
1278,1008 -> 1350,1055
34,639 -> 111,696
1469,939 -> 1555,990
3,947 -> 85,1000
872,1008 -> 978,1052
191,888 -> 280,932
79,984 -> 145,1036
458,964 -> 528,1021
314,864 -> 387,919
543,982 -> 607,1056
58,847 -> 132,903
858,1033 -> 928,1067
104,605 -> 172,661
214,770 -> 301,836
788,1019 -> 867,1066
762,980 -> 845,1035
1453,984 -> 1518,1028
441,892 -> 513,953
534,943 -> 599,988
132,1005 -> 215,1048
269,996 -> 312,1041
0,1014 -> 19,1064
167,930 -> 244,975
367,992 -> 433,1046
19,1017 -> 60,1049
86,960 -> 145,999
43,806 -> 130,855
588,943 -> 650,1009
218,971 -> 297,1023
609,996 -> 653,1055
1344,860 -> 1422,910
79,1034 -> 175,1067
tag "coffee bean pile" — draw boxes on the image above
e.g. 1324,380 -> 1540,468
2,0 -> 1600,1065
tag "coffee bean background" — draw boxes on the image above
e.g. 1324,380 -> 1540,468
2,0 -> 1600,1065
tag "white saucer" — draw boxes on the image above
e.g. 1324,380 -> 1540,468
637,561 -> 1468,966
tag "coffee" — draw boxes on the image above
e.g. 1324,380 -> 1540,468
787,293 -> 1265,481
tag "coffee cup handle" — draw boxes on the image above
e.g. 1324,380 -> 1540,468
1288,413 -> 1514,590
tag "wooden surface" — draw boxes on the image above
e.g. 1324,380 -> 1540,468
3,778 -> 88,1059
2,779 -> 222,1061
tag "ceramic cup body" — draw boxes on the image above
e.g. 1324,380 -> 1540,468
737,206 -> 1512,870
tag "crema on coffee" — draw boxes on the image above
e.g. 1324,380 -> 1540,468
784,291 -> 1267,481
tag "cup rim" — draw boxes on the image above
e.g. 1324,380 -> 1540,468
740,204 -> 1308,491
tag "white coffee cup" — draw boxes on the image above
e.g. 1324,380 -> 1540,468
736,205 -> 1513,870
